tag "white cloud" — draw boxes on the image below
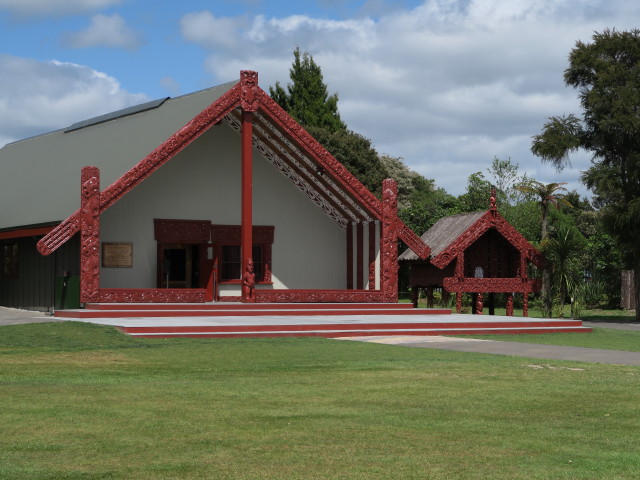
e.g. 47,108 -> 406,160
0,55 -> 147,145
0,0 -> 120,16
63,13 -> 143,50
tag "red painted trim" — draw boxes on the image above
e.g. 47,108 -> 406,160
356,222 -> 364,289
0,226 -> 56,240
368,222 -> 376,290
241,109 -> 254,302
256,289 -> 385,303
99,288 -> 206,303
80,166 -> 100,304
346,224 -> 353,289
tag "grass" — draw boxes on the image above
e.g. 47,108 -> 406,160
454,309 -> 640,351
1,322 -> 640,479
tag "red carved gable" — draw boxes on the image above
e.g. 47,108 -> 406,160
431,210 -> 543,270
38,70 -> 429,261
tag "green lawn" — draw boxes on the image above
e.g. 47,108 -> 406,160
1,322 -> 639,479
455,309 -> 640,351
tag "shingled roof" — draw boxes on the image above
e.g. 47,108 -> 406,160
399,211 -> 485,261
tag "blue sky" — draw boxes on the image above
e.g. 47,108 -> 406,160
1,0 -> 639,196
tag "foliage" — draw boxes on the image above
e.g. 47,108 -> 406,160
307,125 -> 389,195
269,47 -> 346,133
545,225 -> 587,317
486,156 -> 532,205
458,171 -> 493,212
531,28 -> 640,320
270,48 -> 390,195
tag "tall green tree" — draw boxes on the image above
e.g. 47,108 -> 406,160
515,181 -> 570,317
531,29 -> 640,319
269,47 -> 346,133
270,48 -> 390,194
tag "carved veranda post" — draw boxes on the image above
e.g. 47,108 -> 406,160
240,70 -> 258,302
381,179 -> 399,303
506,293 -> 514,316
80,166 -> 100,304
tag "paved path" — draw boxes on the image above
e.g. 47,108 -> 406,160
337,334 -> 640,366
0,307 -> 62,326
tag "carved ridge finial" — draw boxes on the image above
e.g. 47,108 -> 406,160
240,70 -> 259,112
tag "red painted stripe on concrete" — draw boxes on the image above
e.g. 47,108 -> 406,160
122,327 -> 592,339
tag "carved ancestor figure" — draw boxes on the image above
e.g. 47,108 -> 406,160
242,258 -> 256,302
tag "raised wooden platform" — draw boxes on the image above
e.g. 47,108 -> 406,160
53,303 -> 592,338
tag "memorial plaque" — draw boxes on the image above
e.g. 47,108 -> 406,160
102,242 -> 133,268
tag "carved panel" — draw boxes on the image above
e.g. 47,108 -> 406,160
443,277 -> 542,294
210,225 -> 274,244
154,219 -> 211,243
381,179 -> 399,303
256,289 -> 385,303
80,166 -> 100,303
99,288 -> 206,303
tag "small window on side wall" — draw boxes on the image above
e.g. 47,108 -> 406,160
1,240 -> 18,278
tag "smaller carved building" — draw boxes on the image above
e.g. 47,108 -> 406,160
399,192 -> 543,316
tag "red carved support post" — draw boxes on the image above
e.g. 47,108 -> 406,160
240,71 -> 258,303
506,293 -> 514,316
381,179 -> 399,303
80,166 -> 100,304
523,293 -> 529,317
456,292 -> 463,313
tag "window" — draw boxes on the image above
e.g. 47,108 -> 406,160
220,245 -> 264,282
212,225 -> 274,284
1,240 -> 18,278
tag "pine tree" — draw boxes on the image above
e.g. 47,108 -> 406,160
269,47 -> 346,133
